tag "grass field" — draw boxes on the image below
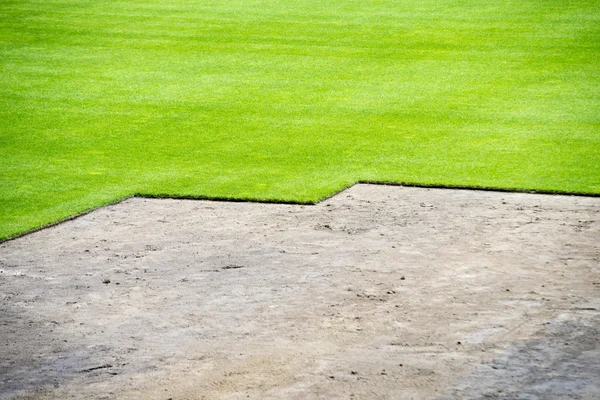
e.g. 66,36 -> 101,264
1,0 -> 599,240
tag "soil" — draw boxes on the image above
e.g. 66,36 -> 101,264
1,184 -> 599,399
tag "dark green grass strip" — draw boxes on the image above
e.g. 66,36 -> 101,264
357,181 -> 600,198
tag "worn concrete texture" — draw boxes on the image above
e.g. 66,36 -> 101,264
1,184 -> 599,399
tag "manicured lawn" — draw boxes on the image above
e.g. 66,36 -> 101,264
1,0 -> 599,240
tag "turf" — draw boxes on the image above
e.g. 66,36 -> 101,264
1,0 -> 599,240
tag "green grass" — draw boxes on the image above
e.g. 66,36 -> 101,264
1,0 -> 599,240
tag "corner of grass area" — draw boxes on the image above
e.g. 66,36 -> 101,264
0,185 -> 134,242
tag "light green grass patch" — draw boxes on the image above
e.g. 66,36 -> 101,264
1,0 -> 599,240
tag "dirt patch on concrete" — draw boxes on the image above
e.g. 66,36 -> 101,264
1,184 -> 599,399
